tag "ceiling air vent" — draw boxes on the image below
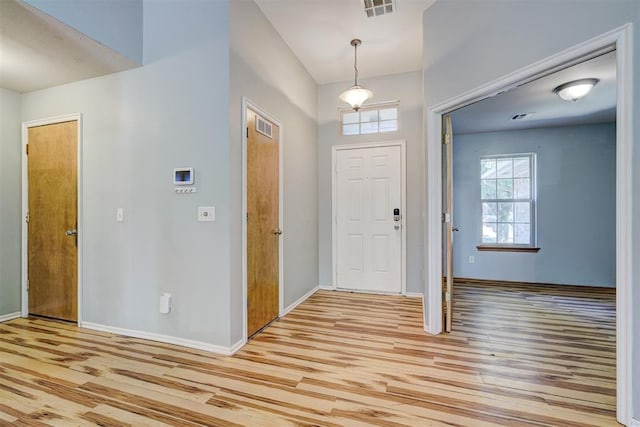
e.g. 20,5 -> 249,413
256,115 -> 273,139
364,0 -> 394,18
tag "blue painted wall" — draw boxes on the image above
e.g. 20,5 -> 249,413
452,123 -> 616,287
25,0 -> 143,64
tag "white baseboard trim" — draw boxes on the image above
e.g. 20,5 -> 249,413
282,286 -> 319,317
228,338 -> 246,355
81,322 -> 239,356
630,418 -> 640,427
319,285 -> 334,291
406,292 -> 424,299
0,312 -> 21,323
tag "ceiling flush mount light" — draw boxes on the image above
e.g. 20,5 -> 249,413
339,39 -> 372,111
553,78 -> 599,102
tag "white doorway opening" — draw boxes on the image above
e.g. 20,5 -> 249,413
424,25 -> 633,425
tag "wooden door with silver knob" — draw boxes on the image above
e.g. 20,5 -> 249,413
246,108 -> 280,338
27,120 -> 78,322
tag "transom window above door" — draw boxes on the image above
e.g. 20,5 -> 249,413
479,153 -> 538,250
340,103 -> 398,136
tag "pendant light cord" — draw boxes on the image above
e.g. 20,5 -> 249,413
353,42 -> 359,86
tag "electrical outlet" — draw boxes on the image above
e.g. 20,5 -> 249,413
198,206 -> 215,222
468,255 -> 475,264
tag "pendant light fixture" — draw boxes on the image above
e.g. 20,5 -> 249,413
339,39 -> 372,111
553,78 -> 599,102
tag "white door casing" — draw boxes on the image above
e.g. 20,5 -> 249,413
333,141 -> 406,294
21,113 -> 83,325
424,25 -> 633,425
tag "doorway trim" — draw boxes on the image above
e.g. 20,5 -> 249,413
424,24 -> 633,425
331,140 -> 407,295
241,97 -> 284,344
21,113 -> 83,325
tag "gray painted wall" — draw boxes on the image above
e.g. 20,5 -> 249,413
21,0 -> 233,346
229,0 -> 318,343
318,71 -> 423,293
24,0 -> 143,64
422,0 -> 639,419
453,123 -> 615,287
0,88 -> 22,317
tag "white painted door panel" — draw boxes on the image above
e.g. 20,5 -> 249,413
336,146 -> 401,293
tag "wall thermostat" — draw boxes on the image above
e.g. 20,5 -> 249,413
173,167 -> 194,185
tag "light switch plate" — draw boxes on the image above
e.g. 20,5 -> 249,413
198,206 -> 215,222
116,208 -> 124,222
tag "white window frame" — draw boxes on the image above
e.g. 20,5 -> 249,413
478,153 -> 537,248
339,101 -> 399,136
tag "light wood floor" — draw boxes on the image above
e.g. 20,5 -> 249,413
0,282 -> 617,426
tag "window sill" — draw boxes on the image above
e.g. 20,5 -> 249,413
476,246 -> 541,253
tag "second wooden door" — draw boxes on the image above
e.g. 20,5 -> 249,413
246,108 -> 280,338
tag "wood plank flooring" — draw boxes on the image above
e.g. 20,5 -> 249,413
0,281 -> 617,426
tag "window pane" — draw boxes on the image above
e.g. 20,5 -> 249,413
497,159 -> 513,178
515,223 -> 530,244
360,121 -> 378,134
482,223 -> 497,243
379,120 -> 398,132
360,109 -> 378,123
514,178 -> 530,199
482,202 -> 497,222
481,179 -> 496,199
515,202 -> 530,223
481,159 -> 496,179
343,124 -> 359,136
479,154 -> 535,247
513,157 -> 530,177
498,202 -> 514,222
342,111 -> 359,124
379,107 -> 398,121
497,179 -> 513,199
497,223 -> 514,244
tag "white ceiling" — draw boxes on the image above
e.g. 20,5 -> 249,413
450,51 -> 617,134
0,0 -> 137,93
254,0 -> 436,84
2,0 -> 616,134
256,0 -> 616,132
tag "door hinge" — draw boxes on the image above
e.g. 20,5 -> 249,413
444,134 -> 451,145
25,212 -> 30,223
442,212 -> 450,223
246,127 -> 249,138
25,144 -> 29,155
445,291 -> 450,303
26,280 -> 29,292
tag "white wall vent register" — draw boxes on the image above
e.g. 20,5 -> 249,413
256,115 -> 273,139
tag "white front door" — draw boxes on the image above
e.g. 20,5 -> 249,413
335,145 -> 402,293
